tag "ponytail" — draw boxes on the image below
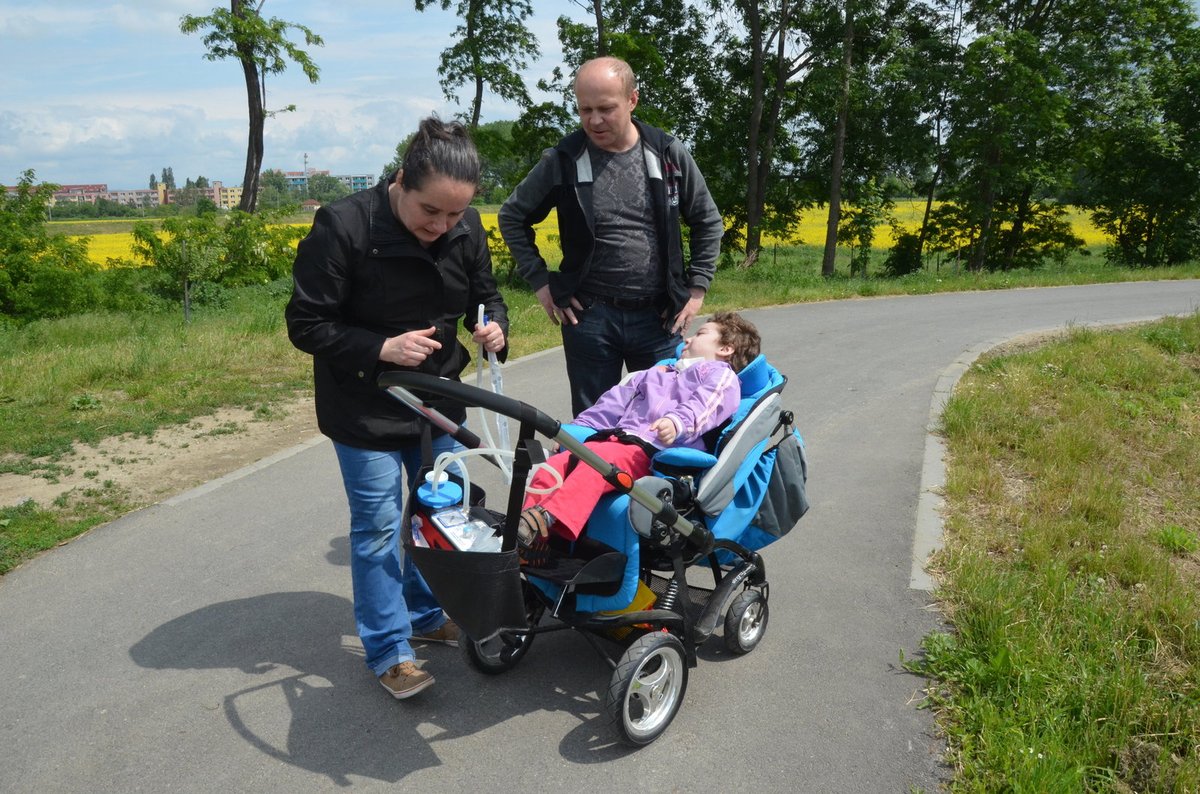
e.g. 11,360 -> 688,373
398,116 -> 481,190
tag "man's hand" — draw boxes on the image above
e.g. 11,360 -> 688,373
536,285 -> 582,326
380,326 -> 442,366
650,417 -> 679,445
669,286 -> 706,335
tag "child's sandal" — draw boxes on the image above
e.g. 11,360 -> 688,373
517,506 -> 553,567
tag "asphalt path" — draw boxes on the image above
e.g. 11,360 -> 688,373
2,281 -> 1199,792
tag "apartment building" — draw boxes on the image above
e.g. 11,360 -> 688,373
282,169 -> 375,193
13,169 -> 372,208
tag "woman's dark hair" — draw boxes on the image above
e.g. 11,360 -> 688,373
398,116 -> 481,191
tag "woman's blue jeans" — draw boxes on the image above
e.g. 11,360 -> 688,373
333,435 -> 463,675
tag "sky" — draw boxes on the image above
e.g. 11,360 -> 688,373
0,0 -> 581,190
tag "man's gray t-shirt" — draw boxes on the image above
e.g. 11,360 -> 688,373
584,141 -> 663,299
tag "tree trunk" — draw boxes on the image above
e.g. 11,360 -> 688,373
1000,184 -> 1033,270
468,2 -> 482,129
743,0 -> 794,268
233,0 -> 264,213
968,148 -> 1002,271
741,0 -> 765,267
918,111 -> 947,256
821,4 -> 855,278
918,160 -> 940,255
593,0 -> 606,56
969,189 -> 994,272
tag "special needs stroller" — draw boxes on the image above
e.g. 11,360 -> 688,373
379,353 -> 808,746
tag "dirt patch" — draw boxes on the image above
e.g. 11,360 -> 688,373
0,396 -> 320,509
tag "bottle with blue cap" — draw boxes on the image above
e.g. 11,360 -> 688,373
417,471 -> 462,510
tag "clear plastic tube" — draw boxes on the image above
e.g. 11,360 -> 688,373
427,446 -> 564,509
476,305 -> 513,483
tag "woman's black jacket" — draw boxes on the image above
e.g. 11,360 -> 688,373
285,179 -> 508,450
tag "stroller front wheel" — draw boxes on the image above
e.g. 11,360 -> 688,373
460,586 -> 544,674
605,631 -> 689,746
723,589 -> 769,654
459,626 -> 536,674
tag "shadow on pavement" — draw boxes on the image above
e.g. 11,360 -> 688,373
130,591 -> 639,785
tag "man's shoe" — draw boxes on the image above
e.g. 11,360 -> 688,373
379,661 -> 434,699
413,619 -> 460,647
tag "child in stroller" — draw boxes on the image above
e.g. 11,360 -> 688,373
378,319 -> 807,746
517,311 -> 761,565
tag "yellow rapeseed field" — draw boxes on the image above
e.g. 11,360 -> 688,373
84,233 -> 143,264
758,199 -> 1108,247
74,203 -> 1105,266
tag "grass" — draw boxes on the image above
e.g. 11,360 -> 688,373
2,247 -> 1199,578
0,286 -> 311,464
910,313 -> 1200,791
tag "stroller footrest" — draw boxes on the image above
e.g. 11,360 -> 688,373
523,551 -> 628,595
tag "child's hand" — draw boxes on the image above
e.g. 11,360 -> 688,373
650,417 -> 678,445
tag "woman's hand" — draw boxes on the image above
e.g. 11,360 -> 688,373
472,319 -> 506,354
380,326 -> 442,367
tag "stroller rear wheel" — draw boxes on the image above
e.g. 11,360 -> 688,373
723,589 -> 769,654
605,631 -> 689,746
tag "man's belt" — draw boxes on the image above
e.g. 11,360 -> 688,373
579,292 -> 663,311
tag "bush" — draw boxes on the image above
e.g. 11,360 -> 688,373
1,171 -> 103,320
220,210 -> 306,286
884,232 -> 925,277
8,260 -> 103,319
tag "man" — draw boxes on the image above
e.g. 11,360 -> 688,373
499,56 -> 723,416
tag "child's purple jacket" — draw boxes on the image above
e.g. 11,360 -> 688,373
573,359 -> 741,451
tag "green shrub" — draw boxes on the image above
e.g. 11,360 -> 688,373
1153,524 -> 1199,555
883,232 -> 925,277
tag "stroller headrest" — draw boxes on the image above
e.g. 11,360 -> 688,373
737,354 -> 770,397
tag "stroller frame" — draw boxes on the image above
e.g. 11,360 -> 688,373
380,369 -> 790,746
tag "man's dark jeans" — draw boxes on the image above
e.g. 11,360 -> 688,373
561,300 -> 682,417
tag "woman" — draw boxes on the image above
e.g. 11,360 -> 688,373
286,117 -> 508,700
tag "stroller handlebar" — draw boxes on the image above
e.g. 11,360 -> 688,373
379,371 -> 714,551
379,371 -> 562,439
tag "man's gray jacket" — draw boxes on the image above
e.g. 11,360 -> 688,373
498,119 -> 723,320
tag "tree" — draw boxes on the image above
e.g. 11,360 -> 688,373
220,208 -> 308,285
550,0 -> 713,141
149,174 -> 159,190
256,168 -> 298,210
1080,13 -> 1200,266
306,172 -> 350,204
161,167 -> 176,190
804,0 -> 948,276
820,0 -> 856,277
931,0 -> 1196,271
697,0 -> 824,266
131,216 -> 228,324
0,170 -> 98,319
415,0 -> 540,129
180,1 -> 322,213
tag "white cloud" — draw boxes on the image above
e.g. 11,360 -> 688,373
0,0 -> 584,189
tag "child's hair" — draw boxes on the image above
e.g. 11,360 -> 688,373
398,116 -> 481,191
710,311 -> 761,372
